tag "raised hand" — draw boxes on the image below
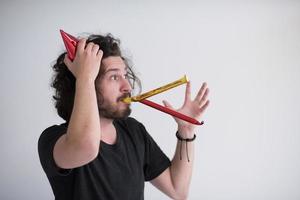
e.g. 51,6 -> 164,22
163,81 -> 210,137
64,38 -> 103,82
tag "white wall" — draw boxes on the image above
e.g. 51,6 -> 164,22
1,1 -> 300,199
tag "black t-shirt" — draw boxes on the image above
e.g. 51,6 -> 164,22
38,117 -> 171,200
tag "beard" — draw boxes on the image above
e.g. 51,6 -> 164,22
97,93 -> 131,119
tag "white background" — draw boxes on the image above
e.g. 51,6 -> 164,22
1,1 -> 300,199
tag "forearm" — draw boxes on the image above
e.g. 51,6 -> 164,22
66,78 -> 101,151
170,130 -> 195,199
157,81 -> 209,199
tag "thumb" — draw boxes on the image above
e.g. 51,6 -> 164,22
162,100 -> 174,109
64,54 -> 72,68
63,54 -> 76,77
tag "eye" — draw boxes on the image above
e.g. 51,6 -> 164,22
124,73 -> 130,79
110,75 -> 119,81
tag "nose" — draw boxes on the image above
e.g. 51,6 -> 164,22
121,78 -> 132,93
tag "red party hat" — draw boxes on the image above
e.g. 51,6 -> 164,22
60,29 -> 79,61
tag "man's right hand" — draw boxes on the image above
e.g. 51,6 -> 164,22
64,38 -> 103,81
54,38 -> 103,169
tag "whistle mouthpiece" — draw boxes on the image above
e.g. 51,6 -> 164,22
122,97 -> 132,104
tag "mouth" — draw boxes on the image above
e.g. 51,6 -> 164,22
121,97 -> 132,104
118,93 -> 131,103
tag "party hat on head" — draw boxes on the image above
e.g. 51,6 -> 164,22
60,29 -> 79,61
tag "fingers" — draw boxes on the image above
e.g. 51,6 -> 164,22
76,38 -> 86,54
199,87 -> 209,107
84,42 -> 103,60
199,100 -> 210,113
195,82 -> 207,102
97,49 -> 103,60
162,100 -> 174,109
85,42 -> 95,53
184,81 -> 191,104
77,39 -> 101,56
91,44 -> 99,54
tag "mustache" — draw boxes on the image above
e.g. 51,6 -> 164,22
117,93 -> 131,102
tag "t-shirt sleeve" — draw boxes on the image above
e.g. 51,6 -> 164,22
38,123 -> 72,178
138,122 -> 171,181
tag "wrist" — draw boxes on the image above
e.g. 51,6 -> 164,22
175,131 -> 196,162
176,131 -> 196,142
76,76 -> 95,84
177,126 -> 194,138
76,78 -> 95,88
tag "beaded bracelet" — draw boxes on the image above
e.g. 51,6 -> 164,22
176,131 -> 196,162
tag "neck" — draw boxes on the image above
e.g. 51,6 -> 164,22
99,116 -> 118,145
100,116 -> 114,133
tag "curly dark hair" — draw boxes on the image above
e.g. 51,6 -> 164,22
51,33 -> 141,121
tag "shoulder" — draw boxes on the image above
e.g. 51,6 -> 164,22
38,123 -> 68,146
38,123 -> 72,178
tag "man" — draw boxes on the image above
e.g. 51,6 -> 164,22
38,33 -> 209,200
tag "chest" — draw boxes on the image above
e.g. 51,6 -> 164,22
94,132 -> 145,183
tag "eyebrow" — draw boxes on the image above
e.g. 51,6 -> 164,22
104,67 -> 128,74
104,68 -> 120,74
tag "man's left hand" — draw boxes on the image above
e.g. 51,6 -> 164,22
163,81 -> 210,138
